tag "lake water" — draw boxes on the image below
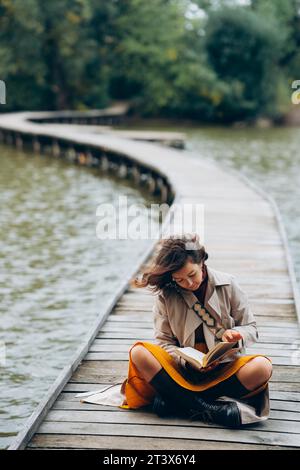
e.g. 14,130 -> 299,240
0,145 -> 159,449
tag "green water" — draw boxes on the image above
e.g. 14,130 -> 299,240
0,145 -> 159,449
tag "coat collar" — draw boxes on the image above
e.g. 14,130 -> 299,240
177,265 -> 231,312
178,266 -> 231,345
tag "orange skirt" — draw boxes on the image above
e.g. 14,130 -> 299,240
119,341 -> 272,410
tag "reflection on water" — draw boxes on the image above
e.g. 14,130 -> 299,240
0,145 -> 159,449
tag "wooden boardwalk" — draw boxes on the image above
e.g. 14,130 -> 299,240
1,110 -> 300,450
28,294 -> 300,450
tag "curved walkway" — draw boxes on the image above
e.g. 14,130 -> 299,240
0,109 -> 300,450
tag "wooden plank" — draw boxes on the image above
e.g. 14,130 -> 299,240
56,392 -> 300,412
108,313 -> 153,320
83,353 -> 298,366
101,319 -> 152,326
44,410 -> 300,435
93,335 -> 295,345
270,401 -> 300,412
91,338 -> 155,346
63,380 -> 300,394
27,434 -> 298,450
89,344 -> 138,352
69,362 -> 300,385
51,401 -> 300,421
35,421 -> 300,447
269,382 -> 300,392
97,327 -> 298,338
96,332 -> 153,339
63,383 -> 112,392
88,343 -> 297,354
113,308 -> 153,314
113,305 -> 296,316
101,325 -> 154,332
256,321 -> 298,327
270,391 -> 300,401
247,348 -> 297,357
103,322 -> 299,335
254,337 -> 299,344
72,360 -> 300,378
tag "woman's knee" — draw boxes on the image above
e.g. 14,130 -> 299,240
130,344 -> 153,368
248,357 -> 273,383
237,356 -> 272,389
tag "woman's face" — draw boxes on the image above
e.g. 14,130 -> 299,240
172,260 -> 204,291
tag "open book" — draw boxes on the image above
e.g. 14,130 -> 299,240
174,341 -> 242,371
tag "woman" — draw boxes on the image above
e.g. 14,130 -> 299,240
122,233 -> 273,428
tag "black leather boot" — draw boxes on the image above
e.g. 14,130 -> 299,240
187,397 -> 242,428
150,368 -> 198,418
149,368 -> 241,428
152,394 -> 241,428
152,395 -> 179,418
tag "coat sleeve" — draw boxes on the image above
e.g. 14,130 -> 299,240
153,293 -> 187,369
230,277 -> 259,348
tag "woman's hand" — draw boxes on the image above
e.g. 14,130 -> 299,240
185,360 -> 220,375
199,360 -> 221,373
222,329 -> 243,343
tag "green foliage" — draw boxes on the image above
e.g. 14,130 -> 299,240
108,0 -> 187,115
0,0 -> 115,110
251,0 -> 300,78
205,6 -> 286,120
0,0 -> 299,121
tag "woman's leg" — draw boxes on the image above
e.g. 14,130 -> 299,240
235,356 -> 273,391
130,344 -> 162,382
201,356 -> 273,400
130,344 -> 241,427
131,345 -> 272,389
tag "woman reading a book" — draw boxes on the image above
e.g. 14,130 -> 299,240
121,233 -> 272,428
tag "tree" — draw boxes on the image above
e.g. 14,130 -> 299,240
0,0 -> 47,110
109,0 -> 187,115
205,6 -> 286,121
251,0 -> 300,78
0,0 -> 117,110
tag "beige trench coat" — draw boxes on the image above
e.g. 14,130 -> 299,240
77,265 -> 270,425
152,265 -> 270,424
153,265 -> 258,367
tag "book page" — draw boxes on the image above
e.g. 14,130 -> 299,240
175,342 -> 241,370
204,341 -> 239,367
174,347 -> 206,369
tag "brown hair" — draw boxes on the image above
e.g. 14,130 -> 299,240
131,233 -> 208,294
